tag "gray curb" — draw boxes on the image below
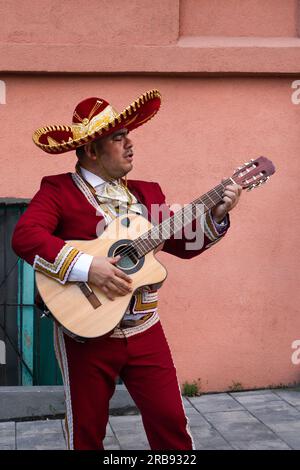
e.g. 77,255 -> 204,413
0,385 -> 137,421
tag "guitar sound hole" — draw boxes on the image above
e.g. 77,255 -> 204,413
108,239 -> 145,275
115,244 -> 138,269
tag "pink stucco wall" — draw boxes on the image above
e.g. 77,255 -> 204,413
1,0 -> 300,392
180,0 -> 298,37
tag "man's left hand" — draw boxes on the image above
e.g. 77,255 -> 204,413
211,180 -> 242,223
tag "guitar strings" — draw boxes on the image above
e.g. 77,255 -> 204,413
115,179 -> 232,260
116,180 -> 231,260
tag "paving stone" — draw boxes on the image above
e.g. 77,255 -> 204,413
5,388 -> 300,450
205,409 -> 265,427
253,418 -> 300,434
234,399 -> 285,412
230,391 -> 282,408
111,429 -> 149,450
109,414 -> 144,431
105,422 -> 114,437
190,426 -> 233,450
0,421 -> 15,447
104,444 -> 122,450
103,435 -> 121,450
182,397 -> 193,408
17,433 -> 66,450
249,401 -> 300,429
109,415 -> 149,450
231,389 -> 278,397
234,439 -> 291,450
273,390 -> 300,407
16,419 -> 65,450
184,407 -> 213,428
0,444 -> 15,450
189,393 -> 244,413
114,437 -> 148,450
272,431 -> 300,450
16,419 -> 63,436
183,407 -> 227,449
203,410 -> 289,450
104,422 -> 120,450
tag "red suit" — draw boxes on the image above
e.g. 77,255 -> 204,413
12,172 -> 229,450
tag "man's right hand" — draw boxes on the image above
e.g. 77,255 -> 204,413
88,256 -> 133,301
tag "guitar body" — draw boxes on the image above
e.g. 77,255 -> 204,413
35,213 -> 168,338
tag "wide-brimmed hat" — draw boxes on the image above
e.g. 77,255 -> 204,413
32,89 -> 161,154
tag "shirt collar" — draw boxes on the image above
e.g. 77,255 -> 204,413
79,166 -> 115,189
79,166 -> 143,215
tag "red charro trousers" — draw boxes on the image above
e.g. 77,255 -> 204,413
54,321 -> 194,450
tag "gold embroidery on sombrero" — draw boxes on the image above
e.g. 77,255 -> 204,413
33,245 -> 82,284
72,106 -> 119,140
47,136 -> 60,147
134,110 -> 157,127
120,114 -> 138,128
87,99 -> 103,121
73,110 -> 84,123
32,89 -> 161,154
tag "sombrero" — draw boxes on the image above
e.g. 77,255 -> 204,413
32,89 -> 161,154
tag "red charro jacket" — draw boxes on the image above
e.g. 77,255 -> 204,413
12,173 -> 229,285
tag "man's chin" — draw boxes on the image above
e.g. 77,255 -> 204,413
124,163 -> 133,174
118,165 -> 132,179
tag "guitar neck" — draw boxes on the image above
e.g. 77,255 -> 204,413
132,177 -> 234,258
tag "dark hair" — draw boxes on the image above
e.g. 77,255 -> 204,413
76,139 -> 104,160
76,145 -> 86,160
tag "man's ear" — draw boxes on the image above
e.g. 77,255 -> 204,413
85,142 -> 97,160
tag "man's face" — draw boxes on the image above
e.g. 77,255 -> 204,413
92,128 -> 133,180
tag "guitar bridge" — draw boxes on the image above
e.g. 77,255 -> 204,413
77,282 -> 102,309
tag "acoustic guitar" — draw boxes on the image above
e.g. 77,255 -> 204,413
36,156 -> 275,338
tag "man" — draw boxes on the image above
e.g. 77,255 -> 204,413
12,89 -> 242,450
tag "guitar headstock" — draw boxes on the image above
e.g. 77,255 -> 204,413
231,156 -> 276,191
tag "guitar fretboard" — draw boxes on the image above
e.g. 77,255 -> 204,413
128,177 -> 234,258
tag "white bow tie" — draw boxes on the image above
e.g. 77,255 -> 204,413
96,181 -> 133,207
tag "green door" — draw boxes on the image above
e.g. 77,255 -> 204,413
0,201 -> 62,385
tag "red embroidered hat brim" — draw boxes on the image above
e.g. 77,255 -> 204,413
32,89 -> 161,155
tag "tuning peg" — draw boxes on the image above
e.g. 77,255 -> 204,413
260,177 -> 270,186
247,180 -> 262,191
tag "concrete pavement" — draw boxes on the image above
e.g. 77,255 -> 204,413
1,388 -> 300,450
